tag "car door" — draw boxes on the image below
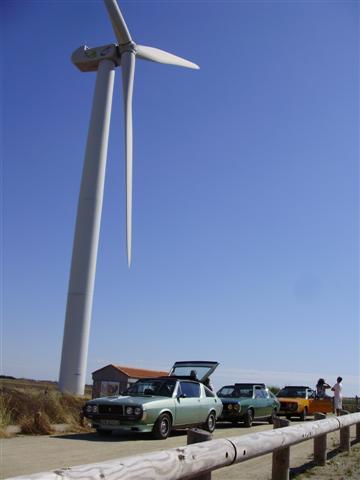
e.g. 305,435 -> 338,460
261,389 -> 274,416
307,389 -> 333,415
174,381 -> 201,426
254,386 -> 268,417
198,383 -> 221,422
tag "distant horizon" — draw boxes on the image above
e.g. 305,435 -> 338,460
2,366 -> 358,397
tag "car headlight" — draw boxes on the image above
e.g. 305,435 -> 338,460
134,407 -> 142,416
86,405 -> 98,413
233,403 -> 240,411
126,406 -> 134,415
228,404 -> 233,410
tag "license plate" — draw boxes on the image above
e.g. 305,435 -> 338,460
101,419 -> 120,426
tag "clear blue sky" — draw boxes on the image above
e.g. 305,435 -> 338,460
2,0 -> 359,395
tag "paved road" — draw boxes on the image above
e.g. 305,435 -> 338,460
1,421 -> 348,480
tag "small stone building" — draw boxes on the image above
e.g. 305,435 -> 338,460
92,364 -> 168,398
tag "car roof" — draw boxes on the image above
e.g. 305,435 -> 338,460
133,376 -> 200,383
219,383 -> 266,389
282,386 -> 311,389
133,376 -> 176,381
235,383 -> 266,387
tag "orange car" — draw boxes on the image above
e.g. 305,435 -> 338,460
277,386 -> 333,420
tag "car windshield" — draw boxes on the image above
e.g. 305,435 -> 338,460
217,386 -> 253,398
277,388 -> 307,398
126,378 -> 176,397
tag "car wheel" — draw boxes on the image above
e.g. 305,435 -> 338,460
299,407 -> 308,421
243,409 -> 253,428
268,409 -> 277,424
96,428 -> 112,436
152,413 -> 172,439
204,411 -> 216,433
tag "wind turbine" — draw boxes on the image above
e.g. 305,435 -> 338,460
59,0 -> 199,395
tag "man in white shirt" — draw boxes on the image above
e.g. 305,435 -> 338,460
331,376 -> 343,416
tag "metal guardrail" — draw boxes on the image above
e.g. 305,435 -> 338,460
7,411 -> 360,480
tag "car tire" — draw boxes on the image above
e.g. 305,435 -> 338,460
152,413 -> 172,440
204,411 -> 216,433
268,409 -> 277,424
96,428 -> 112,436
299,407 -> 308,421
243,409 -> 253,428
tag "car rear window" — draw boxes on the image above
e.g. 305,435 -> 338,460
205,387 -> 215,397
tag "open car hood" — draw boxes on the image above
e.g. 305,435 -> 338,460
169,361 -> 219,382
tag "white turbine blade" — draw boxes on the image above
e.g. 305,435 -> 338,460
136,45 -> 200,70
121,51 -> 136,267
104,0 -> 132,45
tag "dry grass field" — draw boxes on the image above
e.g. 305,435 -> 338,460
0,377 -> 91,436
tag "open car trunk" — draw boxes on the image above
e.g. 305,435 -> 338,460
169,361 -> 219,382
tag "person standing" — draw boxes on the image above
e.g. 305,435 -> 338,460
331,377 -> 343,416
204,377 -> 214,391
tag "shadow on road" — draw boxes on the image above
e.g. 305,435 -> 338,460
52,429 -> 188,443
290,446 -> 341,478
215,421 -> 271,430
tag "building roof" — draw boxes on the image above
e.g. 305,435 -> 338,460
92,364 -> 168,378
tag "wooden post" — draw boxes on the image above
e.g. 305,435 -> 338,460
187,428 -> 213,480
272,417 -> 290,480
34,411 -> 42,430
313,413 -> 327,465
357,408 -> 360,441
339,410 -> 350,452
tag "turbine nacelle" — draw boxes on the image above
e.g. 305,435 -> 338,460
72,44 -> 119,72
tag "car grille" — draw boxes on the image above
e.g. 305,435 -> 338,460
222,404 -> 238,414
98,405 -> 124,415
280,402 -> 298,412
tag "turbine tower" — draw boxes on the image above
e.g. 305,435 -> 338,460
59,0 -> 199,395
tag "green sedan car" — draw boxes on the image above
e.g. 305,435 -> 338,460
217,383 -> 280,427
83,361 -> 223,439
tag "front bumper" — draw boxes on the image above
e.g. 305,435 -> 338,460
219,412 -> 243,421
91,418 -> 154,433
84,411 -> 153,432
278,402 -> 301,415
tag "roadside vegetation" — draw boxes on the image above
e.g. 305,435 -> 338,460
342,397 -> 360,413
1,377 -> 358,437
0,378 -> 91,436
268,385 -> 280,395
